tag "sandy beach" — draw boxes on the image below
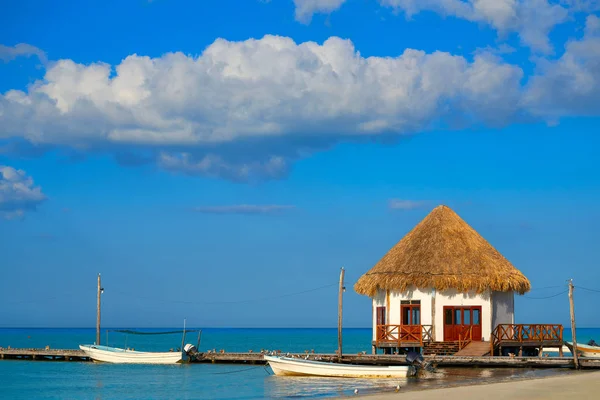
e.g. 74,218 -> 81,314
358,370 -> 600,399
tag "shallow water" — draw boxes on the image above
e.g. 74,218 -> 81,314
0,328 -> 596,399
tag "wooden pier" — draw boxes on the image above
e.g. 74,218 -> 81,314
2,347 -> 600,369
0,348 -> 90,362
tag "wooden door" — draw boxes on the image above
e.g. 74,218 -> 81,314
443,306 -> 483,341
376,307 -> 386,340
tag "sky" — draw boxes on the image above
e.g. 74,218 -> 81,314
1,0 -> 599,329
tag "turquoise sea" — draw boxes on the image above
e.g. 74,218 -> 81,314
1,327 -> 598,399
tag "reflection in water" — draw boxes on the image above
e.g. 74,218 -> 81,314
264,367 -> 574,398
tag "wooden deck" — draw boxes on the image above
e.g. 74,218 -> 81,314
491,324 -> 564,356
0,348 -> 90,361
3,347 -> 600,369
453,341 -> 491,357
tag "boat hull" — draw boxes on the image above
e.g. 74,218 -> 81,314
264,355 -> 414,378
79,345 -> 185,364
566,342 -> 600,358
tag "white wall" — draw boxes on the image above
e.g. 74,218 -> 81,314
371,287 -> 433,341
372,287 -> 494,342
491,291 -> 514,328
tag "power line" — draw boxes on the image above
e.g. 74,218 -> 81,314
577,286 -> 600,294
523,290 -> 568,300
111,282 -> 339,305
528,285 -> 566,291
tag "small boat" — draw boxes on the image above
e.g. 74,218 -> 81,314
566,341 -> 600,357
79,343 -> 197,364
264,355 -> 416,378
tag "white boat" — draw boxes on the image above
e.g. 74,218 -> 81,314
264,355 -> 416,378
566,341 -> 600,357
79,344 -> 194,364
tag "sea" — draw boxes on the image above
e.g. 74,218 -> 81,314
0,327 -> 598,400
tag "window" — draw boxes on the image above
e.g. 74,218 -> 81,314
376,307 -> 386,325
445,308 -> 453,324
401,301 -> 421,325
454,309 -> 462,325
473,308 -> 481,325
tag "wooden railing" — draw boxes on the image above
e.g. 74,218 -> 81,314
458,325 -> 473,350
490,324 -> 563,355
375,325 -> 433,347
422,325 -> 434,343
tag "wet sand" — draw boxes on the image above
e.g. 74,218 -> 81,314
357,370 -> 600,399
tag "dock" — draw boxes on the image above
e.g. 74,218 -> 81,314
2,347 -> 600,369
0,348 -> 90,361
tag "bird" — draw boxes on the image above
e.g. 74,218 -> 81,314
395,385 -> 401,392
354,389 -> 359,395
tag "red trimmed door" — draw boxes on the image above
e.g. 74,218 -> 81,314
443,306 -> 482,341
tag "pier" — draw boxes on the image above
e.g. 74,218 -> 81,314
0,348 -> 90,362
2,347 -> 600,369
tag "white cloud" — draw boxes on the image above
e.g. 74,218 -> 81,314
0,166 -> 46,220
0,43 -> 47,64
293,0 -> 347,23
388,199 -> 428,210
0,35 -> 525,181
192,204 -> 295,214
524,15 -> 600,117
380,0 -> 569,53
560,0 -> 600,12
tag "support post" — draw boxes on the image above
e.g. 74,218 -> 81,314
568,279 -> 580,369
337,267 -> 345,363
96,273 -> 102,345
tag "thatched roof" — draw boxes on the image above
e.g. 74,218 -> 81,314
354,205 -> 531,297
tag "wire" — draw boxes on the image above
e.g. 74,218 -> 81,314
111,282 -> 338,306
577,286 -> 600,294
528,285 -> 567,291
523,290 -> 568,299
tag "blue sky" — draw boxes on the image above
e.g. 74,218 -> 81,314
1,0 -> 599,329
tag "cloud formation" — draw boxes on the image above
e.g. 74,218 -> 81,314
192,204 -> 295,214
293,0 -> 347,23
380,0 -> 569,53
0,166 -> 47,219
0,43 -> 47,64
1,15 -> 599,182
524,15 -> 600,117
0,35 -> 525,180
388,199 -> 429,210
292,1 -> 597,53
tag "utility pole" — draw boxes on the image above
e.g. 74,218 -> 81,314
97,273 -> 103,345
337,267 -> 345,363
568,279 -> 579,369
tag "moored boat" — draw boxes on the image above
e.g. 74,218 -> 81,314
566,341 -> 600,357
79,343 -> 196,364
264,355 -> 416,378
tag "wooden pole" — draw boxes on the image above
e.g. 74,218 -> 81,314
568,279 -> 579,369
181,318 -> 187,351
96,273 -> 102,345
337,267 -> 345,363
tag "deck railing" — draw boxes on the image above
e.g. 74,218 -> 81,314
490,324 -> 563,355
458,325 -> 473,350
375,324 -> 433,347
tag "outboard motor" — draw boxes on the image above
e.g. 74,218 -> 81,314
183,343 -> 199,362
405,351 -> 435,374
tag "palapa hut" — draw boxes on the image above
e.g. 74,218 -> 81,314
354,205 -> 531,353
